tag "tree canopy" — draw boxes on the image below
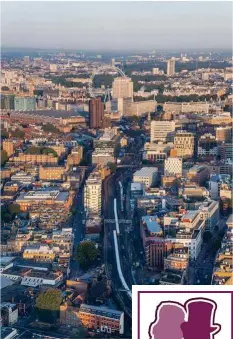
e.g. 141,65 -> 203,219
42,124 -> 60,134
25,146 -> 57,157
35,289 -> 62,324
76,241 -> 99,268
10,130 -> 25,138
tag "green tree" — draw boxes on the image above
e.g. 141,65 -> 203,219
11,130 -> 25,138
76,241 -> 99,268
213,239 -> 222,251
41,147 -> 57,156
42,124 -> 60,134
1,129 -> 9,139
8,204 -> 20,216
108,162 -> 117,173
25,146 -> 41,155
35,289 -> 62,324
1,149 -> 8,166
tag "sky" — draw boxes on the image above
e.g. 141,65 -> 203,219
1,1 -> 232,51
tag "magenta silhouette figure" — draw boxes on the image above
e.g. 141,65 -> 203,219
181,298 -> 221,339
149,301 -> 186,339
148,298 -> 221,339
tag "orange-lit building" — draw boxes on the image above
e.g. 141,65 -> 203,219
2,140 -> 14,157
78,304 -> 124,335
39,165 -> 65,181
16,189 -> 73,211
9,153 -> 58,165
67,146 -> 83,167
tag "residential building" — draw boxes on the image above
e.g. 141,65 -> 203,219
163,101 -> 210,114
2,140 -> 14,157
84,170 -> 102,216
164,157 -> 182,176
150,121 -> 175,143
133,167 -> 158,188
123,100 -> 157,117
112,76 -> 133,99
89,98 -> 104,129
174,131 -> 194,158
1,94 -> 15,110
167,58 -> 175,76
39,165 -> 64,181
67,145 -> 83,167
9,153 -> 58,165
22,244 -> 55,262
78,304 -> 124,335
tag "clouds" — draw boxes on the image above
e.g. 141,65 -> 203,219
1,1 -> 232,50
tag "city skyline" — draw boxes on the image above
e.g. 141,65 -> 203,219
1,1 -> 232,51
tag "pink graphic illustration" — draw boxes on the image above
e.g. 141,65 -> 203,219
149,298 -> 221,339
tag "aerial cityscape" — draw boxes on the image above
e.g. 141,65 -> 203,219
0,1 -> 232,339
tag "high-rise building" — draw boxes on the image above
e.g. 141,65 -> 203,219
166,58 -> 176,76
174,131 -> 194,158
164,157 -> 182,176
89,98 -> 105,129
84,170 -> 102,216
112,77 -> 133,99
2,140 -> 14,157
14,96 -> 36,111
150,121 -> 175,143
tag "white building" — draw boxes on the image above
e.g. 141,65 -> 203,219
164,157 -> 182,176
0,303 -> 18,325
150,121 -> 175,143
199,200 -> 220,231
144,142 -> 174,162
84,170 -> 102,216
11,171 -> 35,185
112,76 -> 133,99
133,167 -> 158,188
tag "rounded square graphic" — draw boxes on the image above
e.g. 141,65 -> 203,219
132,286 -> 232,339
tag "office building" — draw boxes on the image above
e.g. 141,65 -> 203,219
166,58 -> 176,76
174,131 -> 194,158
150,121 -> 175,142
199,200 -> 219,231
89,98 -> 104,129
123,99 -> 156,117
133,167 -> 158,188
220,142 -> 233,161
14,96 -> 36,111
2,140 -> 14,157
144,142 -> 174,162
0,94 -> 15,110
198,134 -> 218,159
39,166 -> 64,181
11,171 -> 35,185
112,76 -> 133,99
164,157 -> 182,176
0,303 -> 18,326
84,170 -> 102,216
187,165 -> 209,186
163,101 -> 210,114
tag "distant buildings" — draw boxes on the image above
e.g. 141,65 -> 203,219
198,134 -> 218,159
89,98 -> 104,129
2,140 -> 14,157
